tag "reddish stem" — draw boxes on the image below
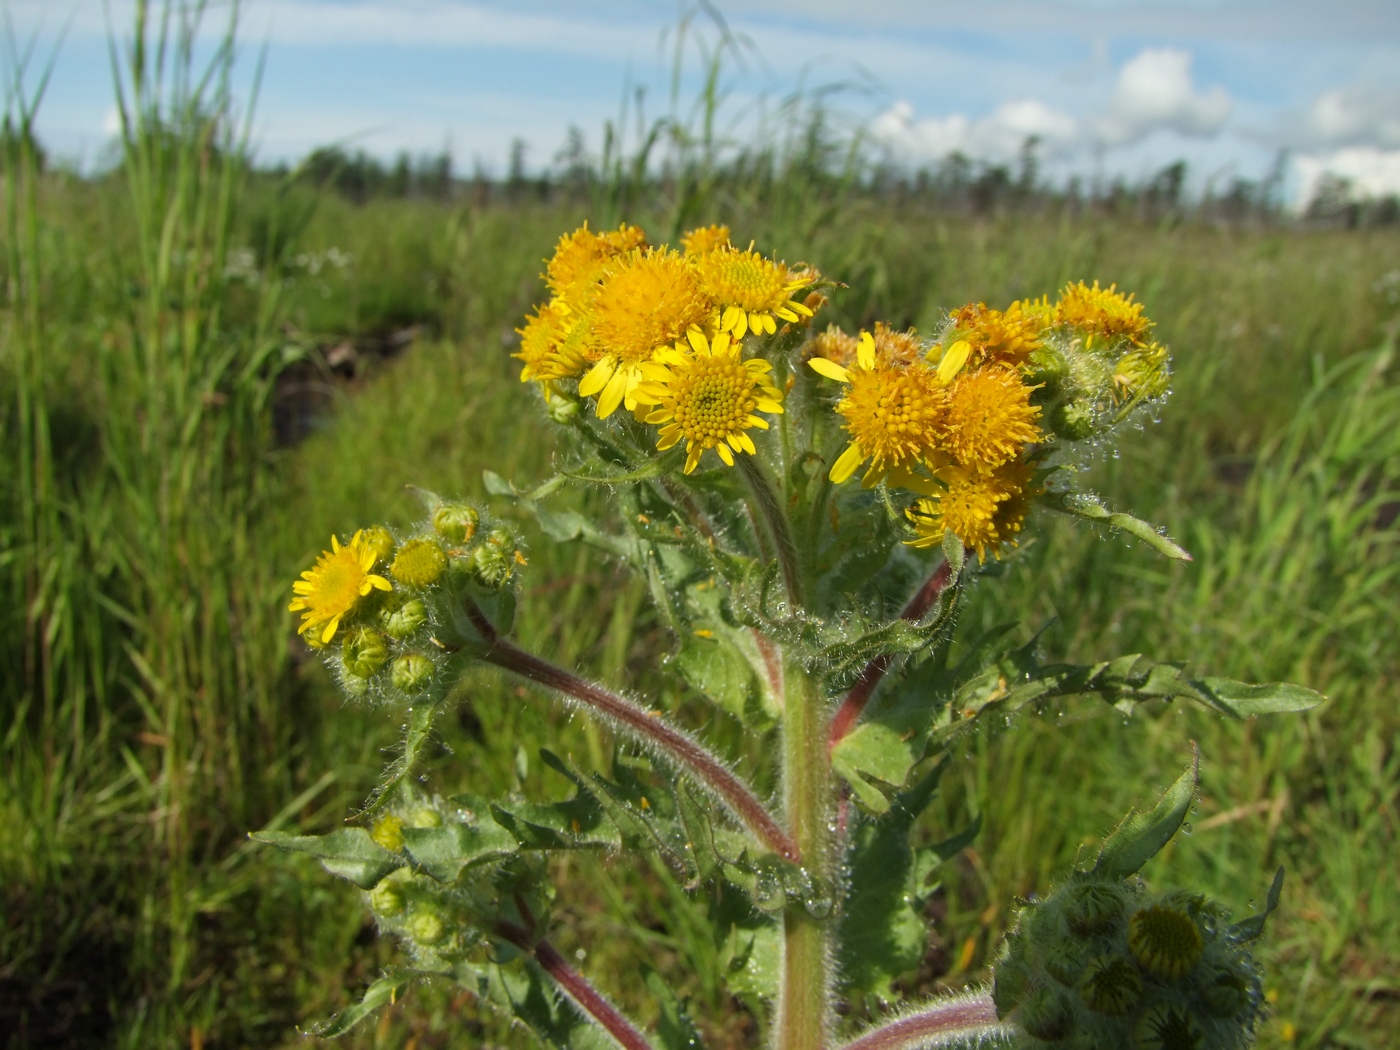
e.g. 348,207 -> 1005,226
828,561 -> 952,753
840,994 -> 1002,1050
494,921 -> 656,1050
466,601 -> 799,862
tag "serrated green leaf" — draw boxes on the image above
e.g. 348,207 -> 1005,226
813,591 -> 958,689
401,818 -> 517,882
831,722 -> 917,815
491,795 -> 620,851
1230,866 -> 1285,942
839,761 -> 968,997
1195,679 -> 1326,717
673,633 -> 758,721
1091,756 -> 1198,880
251,828 -> 403,889
721,921 -> 781,1005
304,972 -> 412,1037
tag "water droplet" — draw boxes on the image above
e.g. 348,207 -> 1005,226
1181,822 -> 1192,835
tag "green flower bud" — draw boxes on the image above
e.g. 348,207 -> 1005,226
406,805 -> 441,829
391,653 -> 435,694
361,525 -> 396,565
992,955 -> 1033,1017
547,397 -> 580,425
405,909 -> 445,945
371,814 -> 404,852
1044,940 -> 1089,986
1019,986 -> 1074,1042
1049,399 -> 1100,442
471,542 -> 513,589
341,627 -> 389,679
369,879 -> 404,916
433,503 -> 479,544
1078,954 -> 1142,1015
1134,1002 -> 1203,1050
379,597 -> 428,640
1128,905 -> 1204,980
1065,881 -> 1128,936
1199,968 -> 1249,1018
390,538 -> 448,588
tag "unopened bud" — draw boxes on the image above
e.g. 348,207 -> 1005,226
406,805 -> 441,829
369,879 -> 405,916
342,627 -> 389,679
361,525 -> 396,565
390,538 -> 448,588
391,653 -> 434,694
547,397 -> 581,425
433,503 -> 479,544
380,597 -> 428,640
371,814 -> 404,852
471,534 -> 516,588
1128,905 -> 1203,980
405,909 -> 445,945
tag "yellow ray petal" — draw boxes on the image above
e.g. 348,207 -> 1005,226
830,441 -> 865,483
578,357 -> 616,397
808,357 -> 850,383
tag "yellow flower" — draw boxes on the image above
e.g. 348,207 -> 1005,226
942,365 -> 1043,471
680,224 -> 731,256
515,299 -> 588,384
809,331 -> 946,485
804,324 -> 860,367
390,538 -> 449,588
545,222 -> 647,304
1056,280 -> 1151,347
577,248 -> 714,418
943,301 -> 1045,369
904,459 -> 1035,561
693,245 -> 816,338
1112,341 -> 1171,403
632,327 -> 784,473
289,531 -> 393,644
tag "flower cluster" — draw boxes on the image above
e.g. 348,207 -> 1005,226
514,222 -> 819,472
288,499 -> 523,701
806,281 -> 1168,561
993,872 -> 1266,1050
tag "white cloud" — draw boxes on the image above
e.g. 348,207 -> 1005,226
1295,147 -> 1400,206
871,97 -> 1077,165
1301,84 -> 1400,148
1092,48 -> 1229,145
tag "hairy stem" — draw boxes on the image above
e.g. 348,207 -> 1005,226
467,603 -> 798,861
494,921 -> 657,1050
839,993 -> 1003,1050
828,561 -> 951,752
776,656 -> 830,1050
737,454 -> 805,607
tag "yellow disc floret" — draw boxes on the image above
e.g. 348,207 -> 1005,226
632,327 -> 784,474
946,301 -> 1045,368
289,531 -> 393,644
904,459 -> 1036,561
942,365 -> 1043,471
577,248 -> 714,418
1128,906 -> 1204,980
693,245 -> 816,338
1056,280 -> 1151,347
545,222 -> 647,303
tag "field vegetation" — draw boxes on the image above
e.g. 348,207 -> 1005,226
2,5 -> 1398,1048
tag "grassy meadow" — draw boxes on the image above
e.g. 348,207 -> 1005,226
3,21 -> 1400,1050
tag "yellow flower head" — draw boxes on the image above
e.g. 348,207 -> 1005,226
809,331 -> 947,485
390,538 -> 448,589
693,246 -> 817,338
946,301 -> 1045,368
1056,280 -> 1151,346
681,224 -> 731,256
904,458 -> 1036,561
804,324 -> 861,367
289,531 -> 393,644
515,299 -> 588,384
942,365 -> 1043,471
871,321 -> 924,367
577,248 -> 714,418
1112,341 -> 1171,403
1016,294 -> 1057,332
632,327 -> 784,474
545,222 -> 647,304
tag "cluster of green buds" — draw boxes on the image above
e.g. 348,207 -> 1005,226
287,494 -> 526,705
993,871 -> 1270,1049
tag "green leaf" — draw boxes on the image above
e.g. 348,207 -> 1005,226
401,817 -> 518,882
839,761 -> 975,997
720,921 -> 781,1006
251,828 -> 403,889
304,972 -> 412,1037
673,632 -> 759,721
813,587 -> 959,689
1194,679 -> 1326,717
831,722 -> 917,814
1050,491 -> 1193,561
647,970 -> 704,1050
563,453 -> 679,484
1230,867 -> 1285,942
1091,755 -> 1198,880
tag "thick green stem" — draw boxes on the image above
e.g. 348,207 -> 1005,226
776,655 -> 831,1050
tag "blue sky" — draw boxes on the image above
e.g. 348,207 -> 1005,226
8,0 -> 1400,204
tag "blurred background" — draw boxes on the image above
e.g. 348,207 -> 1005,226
0,1 -> 1396,1048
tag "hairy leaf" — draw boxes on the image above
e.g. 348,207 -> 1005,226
251,828 -> 403,889
1231,867 -> 1286,942
1091,754 -> 1197,880
401,817 -> 517,882
304,972 -> 412,1037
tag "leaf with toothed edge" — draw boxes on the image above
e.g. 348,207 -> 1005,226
250,827 -> 403,889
